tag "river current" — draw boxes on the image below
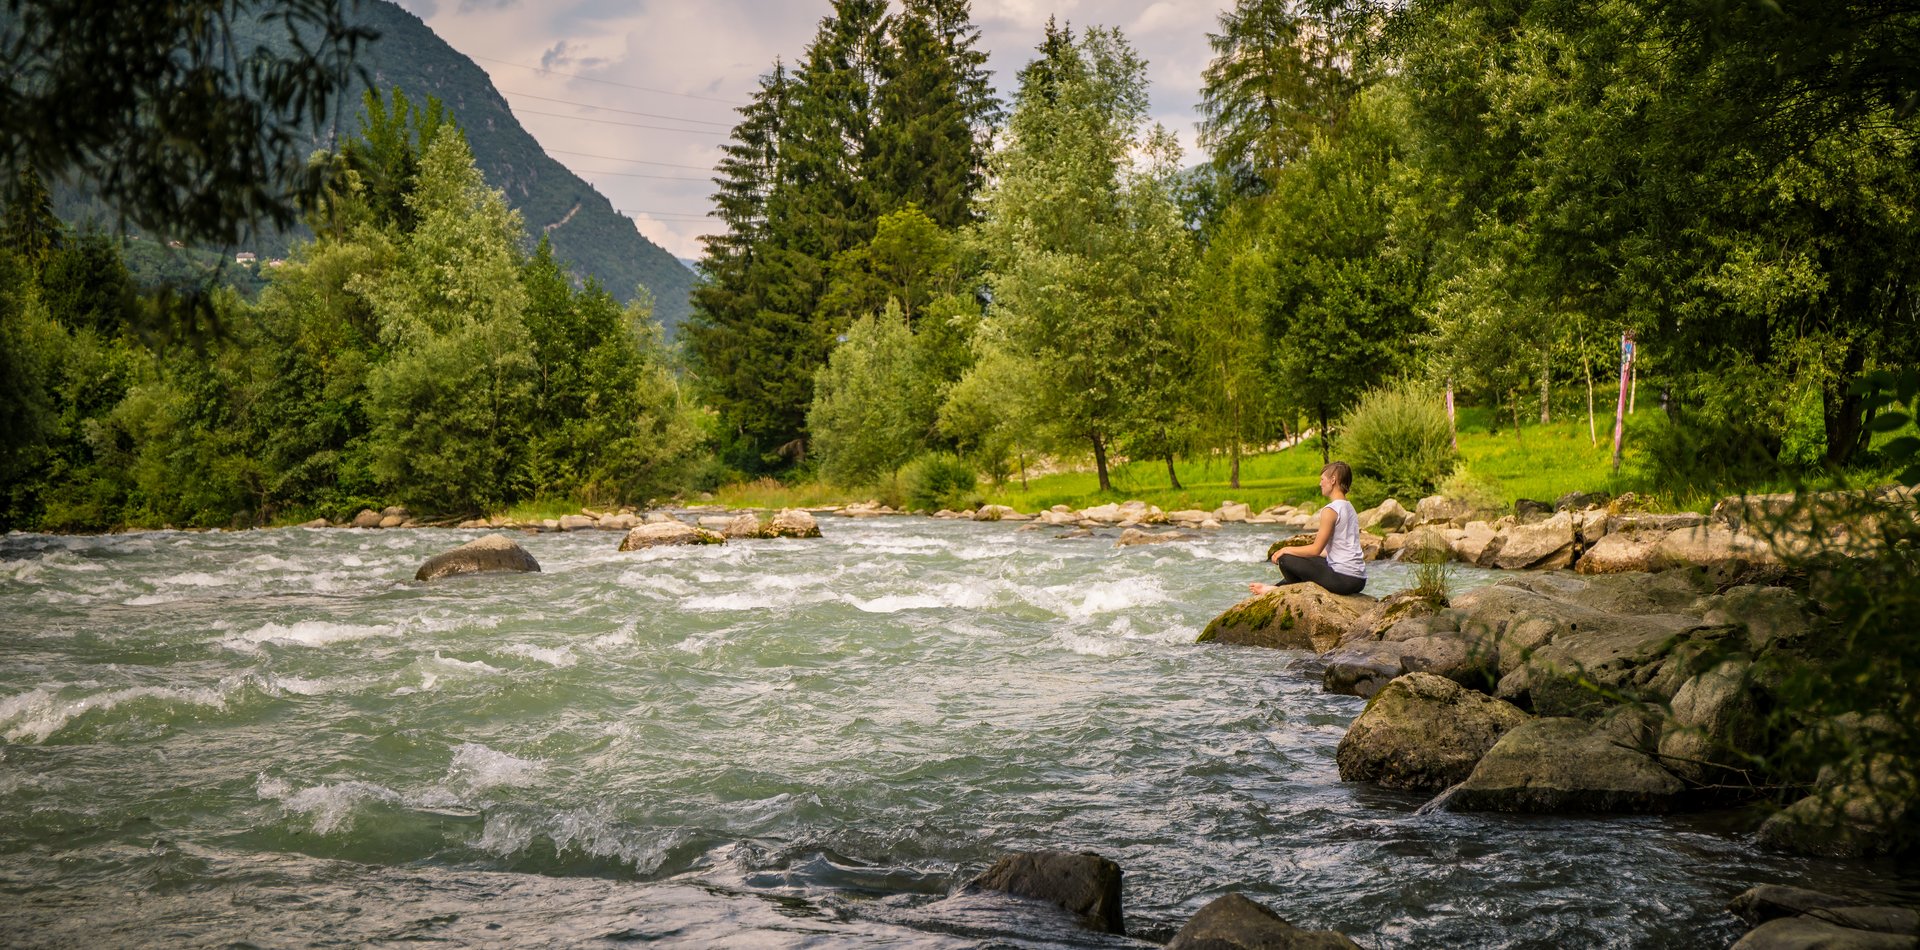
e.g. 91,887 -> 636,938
1,517 -> 1913,948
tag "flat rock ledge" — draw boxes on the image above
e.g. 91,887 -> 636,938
1729,884 -> 1917,950
1167,894 -> 1365,950
414,534 -> 540,582
1435,717 -> 1686,814
966,851 -> 1125,935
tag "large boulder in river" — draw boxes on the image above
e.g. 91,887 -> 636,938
414,534 -> 541,582
1657,658 -> 1767,786
1336,672 -> 1531,793
721,513 -> 765,539
968,851 -> 1125,935
1117,528 -> 1194,547
1200,587 -> 1375,652
1439,717 -> 1686,813
767,508 -> 823,538
1648,524 -> 1777,578
1757,753 -> 1919,858
1359,498 -> 1411,532
1167,894 -> 1364,950
1574,531 -> 1660,574
351,508 -> 383,529
617,521 -> 725,551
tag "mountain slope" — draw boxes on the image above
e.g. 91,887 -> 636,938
49,1 -> 699,332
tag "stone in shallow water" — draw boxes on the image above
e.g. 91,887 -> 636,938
1439,716 -> 1685,814
1167,894 -> 1363,950
966,850 -> 1124,935
1335,672 -> 1529,793
414,534 -> 541,582
617,521 -> 725,551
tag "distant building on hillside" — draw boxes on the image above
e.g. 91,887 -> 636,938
235,252 -> 257,265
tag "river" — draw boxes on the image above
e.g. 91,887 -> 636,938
1,518 -> 1912,947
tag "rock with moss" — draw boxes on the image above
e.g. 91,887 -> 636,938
1166,894 -> 1364,950
414,534 -> 542,582
1757,753 -> 1918,858
1265,534 -> 1316,561
1398,526 -> 1457,563
617,521 -> 725,551
1336,672 -> 1531,792
1200,587 -> 1375,652
1657,658 -> 1768,786
1438,717 -> 1686,813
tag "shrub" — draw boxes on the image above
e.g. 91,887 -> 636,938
1337,383 -> 1457,503
900,452 -> 977,511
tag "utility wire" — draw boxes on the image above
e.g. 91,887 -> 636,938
500,89 -> 733,128
513,107 -> 729,138
470,53 -> 749,107
570,167 -> 711,182
544,147 -> 716,172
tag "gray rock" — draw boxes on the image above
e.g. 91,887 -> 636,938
377,514 -> 406,529
1658,659 -> 1764,785
557,514 -> 597,532
296,518 -> 329,529
351,508 -> 382,529
1453,522 -> 1501,565
1728,885 -> 1854,926
1555,491 -> 1611,512
720,513 -> 765,539
415,534 -> 541,582
1575,531 -> 1660,574
1440,717 -> 1685,813
968,851 -> 1124,935
767,508 -> 823,538
1731,917 -> 1915,950
1166,894 -> 1364,950
1492,513 -> 1576,570
1117,527 -> 1195,547
1648,524 -> 1777,577
1360,498 -> 1410,532
1322,643 -> 1408,697
617,521 -> 726,551
1336,672 -> 1531,793
1757,753 -> 1918,858
1416,494 -> 1475,526
1514,499 -> 1555,524
1605,512 -> 1706,535
1806,907 -> 1919,937
1397,526 -> 1457,564
1201,587 -> 1375,653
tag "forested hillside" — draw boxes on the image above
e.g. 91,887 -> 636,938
47,0 -> 696,330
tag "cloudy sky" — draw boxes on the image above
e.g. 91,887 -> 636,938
394,0 -> 1233,260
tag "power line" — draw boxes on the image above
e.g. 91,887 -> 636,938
470,53 -> 749,107
618,208 -> 715,220
570,166 -> 711,182
500,89 -> 733,128
513,107 -> 729,139
544,147 -> 716,172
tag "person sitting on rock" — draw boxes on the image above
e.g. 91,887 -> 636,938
1249,461 -> 1367,597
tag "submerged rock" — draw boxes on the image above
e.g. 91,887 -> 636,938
1729,885 -> 1858,927
414,534 -> 541,582
967,850 -> 1125,935
1731,917 -> 1915,950
1116,527 -> 1194,547
1200,587 -> 1375,652
1439,717 -> 1685,813
617,521 -> 725,551
1336,672 -> 1530,793
1166,894 -> 1363,950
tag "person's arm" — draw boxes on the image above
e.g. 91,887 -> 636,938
1271,507 -> 1337,562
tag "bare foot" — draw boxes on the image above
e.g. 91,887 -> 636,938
1247,582 -> 1275,595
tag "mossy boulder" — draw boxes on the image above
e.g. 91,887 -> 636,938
1335,672 -> 1531,792
1200,587 -> 1375,652
1757,753 -> 1918,858
767,508 -> 823,538
1438,717 -> 1686,813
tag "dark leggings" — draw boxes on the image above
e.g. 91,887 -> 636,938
1275,553 -> 1366,596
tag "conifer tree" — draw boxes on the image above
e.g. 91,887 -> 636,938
1198,0 -> 1366,198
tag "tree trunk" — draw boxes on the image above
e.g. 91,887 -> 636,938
1092,431 -> 1112,493
1229,402 -> 1241,489
1539,355 -> 1551,424
1317,405 -> 1330,465
1510,389 -> 1522,444
1445,380 -> 1458,452
1823,343 -> 1871,465
1583,340 -> 1597,447
1164,445 -> 1182,491
1612,354 -> 1631,474
1019,447 -> 1029,491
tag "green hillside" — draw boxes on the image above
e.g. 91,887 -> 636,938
51,0 -> 697,331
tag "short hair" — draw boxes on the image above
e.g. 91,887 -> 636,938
1322,461 -> 1353,492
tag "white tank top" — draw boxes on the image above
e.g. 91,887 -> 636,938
1324,500 -> 1366,578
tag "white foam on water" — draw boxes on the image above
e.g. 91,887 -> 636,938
681,588 -> 839,612
257,774 -> 401,835
1030,575 -> 1170,620
848,581 -> 997,614
497,643 -> 577,667
614,572 -> 693,597
0,678 -> 251,744
157,571 -> 237,588
220,620 -> 394,652
445,742 -> 545,792
266,674 -> 362,697
394,653 -> 504,694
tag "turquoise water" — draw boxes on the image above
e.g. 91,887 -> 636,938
1,518 -> 1912,947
